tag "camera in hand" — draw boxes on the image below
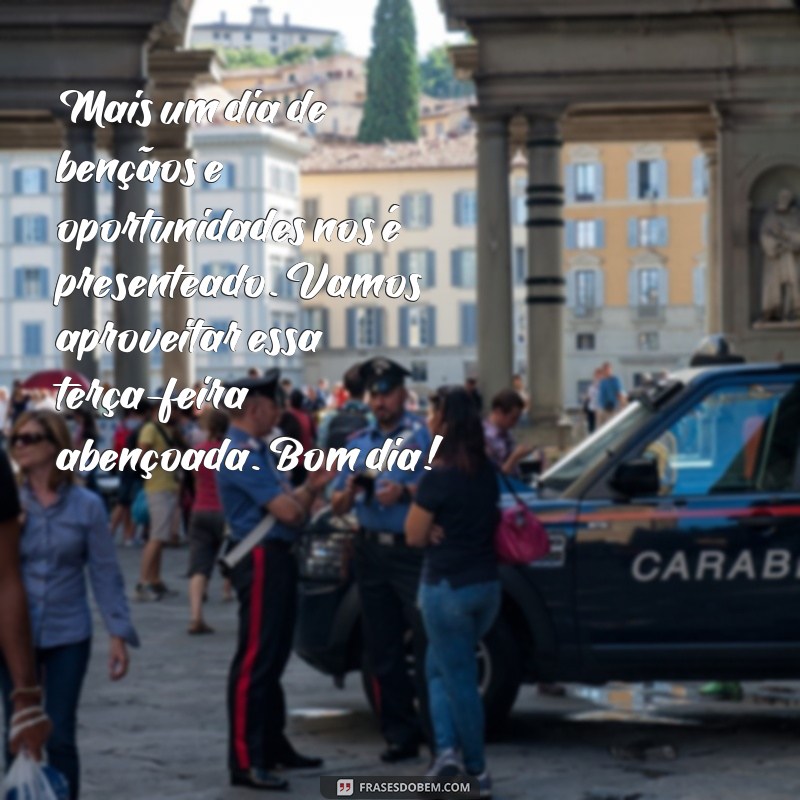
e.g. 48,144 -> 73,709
353,469 -> 379,502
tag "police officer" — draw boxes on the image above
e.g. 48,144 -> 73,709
330,357 -> 431,763
216,370 -> 331,791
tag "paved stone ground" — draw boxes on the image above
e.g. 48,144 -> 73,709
74,546 -> 800,800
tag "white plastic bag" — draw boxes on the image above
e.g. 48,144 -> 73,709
1,752 -> 58,800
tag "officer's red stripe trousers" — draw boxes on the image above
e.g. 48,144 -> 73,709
234,546 -> 265,769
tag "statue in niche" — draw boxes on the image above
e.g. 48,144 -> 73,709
760,188 -> 800,322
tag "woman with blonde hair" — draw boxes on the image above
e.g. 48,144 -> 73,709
0,410 -> 138,800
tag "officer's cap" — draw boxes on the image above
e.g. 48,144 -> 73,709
359,358 -> 411,395
225,368 -> 282,401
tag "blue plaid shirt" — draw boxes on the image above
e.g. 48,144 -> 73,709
19,483 -> 139,649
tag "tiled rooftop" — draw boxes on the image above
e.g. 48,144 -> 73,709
301,133 -> 527,174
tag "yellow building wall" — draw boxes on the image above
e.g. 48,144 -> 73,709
302,140 -> 707,350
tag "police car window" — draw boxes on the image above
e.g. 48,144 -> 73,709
539,402 -> 654,494
642,381 -> 800,496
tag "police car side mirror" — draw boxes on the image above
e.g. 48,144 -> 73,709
609,458 -> 660,499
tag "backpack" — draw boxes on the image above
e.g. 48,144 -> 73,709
325,407 -> 369,449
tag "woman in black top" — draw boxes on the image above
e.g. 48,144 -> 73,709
405,387 -> 499,798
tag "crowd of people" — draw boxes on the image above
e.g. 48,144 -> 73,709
0,359 -> 543,799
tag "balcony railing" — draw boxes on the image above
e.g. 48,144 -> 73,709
635,303 -> 663,319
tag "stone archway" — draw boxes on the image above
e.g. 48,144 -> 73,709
440,0 -> 800,438
0,0 -> 215,390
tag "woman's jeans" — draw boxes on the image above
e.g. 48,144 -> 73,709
1,638 -> 92,800
418,579 -> 501,774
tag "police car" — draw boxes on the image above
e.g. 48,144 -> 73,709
294,359 -> 800,730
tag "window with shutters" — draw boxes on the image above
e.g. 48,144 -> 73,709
576,332 -> 596,351
629,216 -> 668,248
402,306 -> 435,348
347,252 -> 381,277
355,308 -> 382,348
303,197 -> 319,221
576,220 -> 597,249
201,162 -> 236,189
284,168 -> 298,195
270,257 -> 293,298
454,189 -> 477,226
14,267 -> 48,300
575,163 -> 599,202
401,192 -> 432,229
692,154 -> 709,197
13,215 -> 48,244
270,165 -> 281,190
399,250 -> 435,288
205,209 -> 229,234
451,248 -> 477,288
637,331 -> 660,352
637,268 -> 662,315
574,270 -> 597,317
410,361 -> 428,382
202,262 -> 237,278
209,319 -> 232,356
566,219 -> 605,250
22,323 -> 43,357
633,159 -> 667,200
301,308 -> 328,347
13,167 -> 47,195
460,303 -> 477,346
349,194 -> 378,220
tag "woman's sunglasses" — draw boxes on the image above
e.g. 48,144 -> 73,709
10,433 -> 52,447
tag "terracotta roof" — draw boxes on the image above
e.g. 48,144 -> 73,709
301,134 -> 527,174
301,135 -> 478,174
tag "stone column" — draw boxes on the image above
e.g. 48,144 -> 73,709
701,138 -> 721,333
112,124 -> 150,391
525,114 -> 566,438
62,122 -> 99,380
475,113 -> 514,402
159,146 -> 195,390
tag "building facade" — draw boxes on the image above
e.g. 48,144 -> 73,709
0,123 -> 307,390
191,5 -> 341,58
219,55 -> 473,143
300,136 -> 708,406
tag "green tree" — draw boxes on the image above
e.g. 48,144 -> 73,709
312,40 -> 340,60
278,45 -> 315,65
358,0 -> 420,143
420,45 -> 473,99
217,48 -> 277,69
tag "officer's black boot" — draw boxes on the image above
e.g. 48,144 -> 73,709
230,767 -> 289,791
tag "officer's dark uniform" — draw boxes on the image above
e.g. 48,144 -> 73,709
331,358 -> 432,759
216,372 -> 308,787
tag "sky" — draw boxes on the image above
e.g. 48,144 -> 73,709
189,0 -> 463,57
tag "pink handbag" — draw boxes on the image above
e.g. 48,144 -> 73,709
494,474 -> 550,565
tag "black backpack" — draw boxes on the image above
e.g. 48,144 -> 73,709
325,407 -> 369,449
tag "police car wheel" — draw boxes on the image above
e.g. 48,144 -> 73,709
359,614 -> 522,736
482,615 -> 523,738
